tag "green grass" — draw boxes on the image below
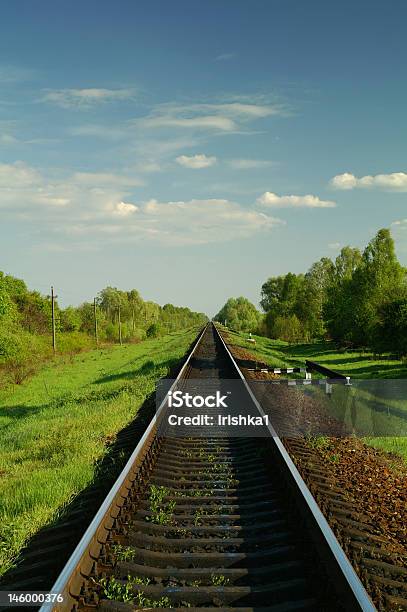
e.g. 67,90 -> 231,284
0,326 -> 200,577
364,437 -> 407,462
221,326 -> 407,462
223,327 -> 407,379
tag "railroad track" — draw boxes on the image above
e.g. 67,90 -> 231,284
36,323 -> 375,611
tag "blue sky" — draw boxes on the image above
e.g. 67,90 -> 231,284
0,0 -> 406,315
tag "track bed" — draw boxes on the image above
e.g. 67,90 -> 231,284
35,324 -> 374,611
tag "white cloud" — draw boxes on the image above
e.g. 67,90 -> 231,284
0,162 -> 142,213
391,219 -> 407,228
257,192 -> 336,208
0,133 -> 19,145
328,242 -> 341,249
47,196 -> 282,247
0,161 -> 42,187
0,160 -> 282,247
208,103 -> 279,118
391,219 -> 407,252
228,159 -> 274,169
142,114 -> 236,131
42,88 -> 134,109
175,154 -> 217,169
134,198 -> 282,245
139,100 -> 282,133
111,201 -> 138,217
215,53 -> 236,61
331,171 -> 407,191
391,219 -> 407,237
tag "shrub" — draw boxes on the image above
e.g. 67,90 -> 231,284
57,332 -> 94,356
266,314 -> 304,343
105,322 -> 119,342
146,323 -> 162,338
0,328 -> 51,384
60,307 -> 82,332
129,327 -> 146,343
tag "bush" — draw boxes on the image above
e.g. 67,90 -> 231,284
105,322 -> 119,342
60,307 -> 82,332
146,323 -> 162,338
129,327 -> 146,343
266,314 -> 304,343
57,332 -> 94,356
0,328 -> 51,384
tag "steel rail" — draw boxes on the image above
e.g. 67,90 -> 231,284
40,324 -> 208,612
40,322 -> 376,611
213,323 -> 375,612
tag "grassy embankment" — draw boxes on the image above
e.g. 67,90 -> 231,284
0,326 -> 200,577
222,326 -> 407,461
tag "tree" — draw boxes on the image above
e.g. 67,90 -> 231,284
60,306 -> 82,332
127,289 -> 143,332
323,247 -> 362,342
323,230 -> 406,346
268,314 -> 303,343
297,258 -> 334,338
260,273 -> 304,318
347,229 -> 406,346
215,297 -> 262,333
372,298 -> 407,356
260,273 -> 316,340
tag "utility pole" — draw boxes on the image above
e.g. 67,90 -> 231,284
118,303 -> 123,345
93,298 -> 99,347
51,286 -> 57,355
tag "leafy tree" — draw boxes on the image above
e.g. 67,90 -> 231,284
268,314 -> 303,343
323,247 -> 362,342
342,229 -> 406,346
215,297 -> 262,333
260,228 -> 406,351
146,322 -> 162,338
0,284 -> 13,319
372,298 -> 407,355
60,306 -> 82,332
260,273 -> 304,318
127,289 -> 143,331
297,258 -> 334,338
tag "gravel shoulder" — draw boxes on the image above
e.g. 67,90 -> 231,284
221,329 -> 407,612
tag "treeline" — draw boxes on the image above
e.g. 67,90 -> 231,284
215,229 -> 407,355
0,275 -> 207,383
215,297 -> 263,334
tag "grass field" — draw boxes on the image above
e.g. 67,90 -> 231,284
222,327 -> 407,379
0,326 -> 201,577
222,327 -> 407,461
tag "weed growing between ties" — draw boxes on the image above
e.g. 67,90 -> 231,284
146,485 -> 176,525
211,574 -> 230,586
193,507 -> 209,526
305,435 -> 342,463
98,575 -> 172,607
111,544 -> 137,562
